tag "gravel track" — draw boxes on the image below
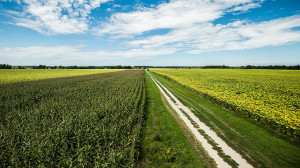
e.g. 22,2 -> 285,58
147,71 -> 253,168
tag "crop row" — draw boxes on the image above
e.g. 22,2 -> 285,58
151,69 -> 300,139
0,70 -> 145,167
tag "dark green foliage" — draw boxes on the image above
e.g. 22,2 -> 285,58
0,70 -> 145,167
32,65 -> 47,69
135,65 -> 300,69
241,64 -> 300,69
201,65 -> 230,69
109,65 -> 132,69
0,64 -> 12,69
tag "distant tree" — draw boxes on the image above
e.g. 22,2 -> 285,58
240,65 -> 299,70
291,65 -> 300,70
201,65 -> 230,69
245,65 -> 253,69
33,65 -> 47,69
67,66 -> 78,69
115,65 -> 122,69
0,64 -> 12,69
108,65 -> 133,69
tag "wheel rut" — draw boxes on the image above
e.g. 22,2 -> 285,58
147,71 -> 253,168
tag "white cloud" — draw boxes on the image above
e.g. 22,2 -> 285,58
0,45 -> 116,65
228,2 -> 261,13
2,0 -> 300,60
0,0 -> 21,3
0,45 -> 177,65
93,0 -> 300,54
0,45 -> 105,59
112,4 -> 120,8
94,0 -> 263,37
188,15 -> 300,53
6,0 -> 111,34
120,47 -> 178,58
128,15 -> 300,54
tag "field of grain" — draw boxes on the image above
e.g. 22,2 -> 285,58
151,69 -> 300,138
0,69 -> 123,84
0,70 -> 145,167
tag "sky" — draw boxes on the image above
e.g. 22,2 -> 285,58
0,0 -> 299,66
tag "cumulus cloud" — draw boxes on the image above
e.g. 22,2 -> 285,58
2,0 -> 300,59
93,0 -> 263,37
5,0 -> 111,34
129,15 -> 300,54
93,0 -> 300,54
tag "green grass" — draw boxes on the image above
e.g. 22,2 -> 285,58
138,71 -> 212,168
151,72 -> 300,168
0,69 -> 123,84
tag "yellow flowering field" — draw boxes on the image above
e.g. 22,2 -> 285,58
151,69 -> 300,138
0,69 -> 123,84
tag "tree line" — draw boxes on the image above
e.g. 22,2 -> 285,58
142,65 -> 300,70
0,64 -> 12,69
0,64 -> 133,69
1,64 -> 299,70
240,65 -> 300,70
197,65 -> 300,69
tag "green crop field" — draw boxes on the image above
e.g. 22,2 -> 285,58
0,70 -> 145,167
151,69 -> 300,138
1,68 -> 299,167
0,69 -> 123,84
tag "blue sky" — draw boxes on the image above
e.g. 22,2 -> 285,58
0,0 -> 299,66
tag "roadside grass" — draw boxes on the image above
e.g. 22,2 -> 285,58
138,71 -> 212,168
151,72 -> 300,168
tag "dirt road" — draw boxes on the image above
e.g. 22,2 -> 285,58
147,71 -> 252,168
